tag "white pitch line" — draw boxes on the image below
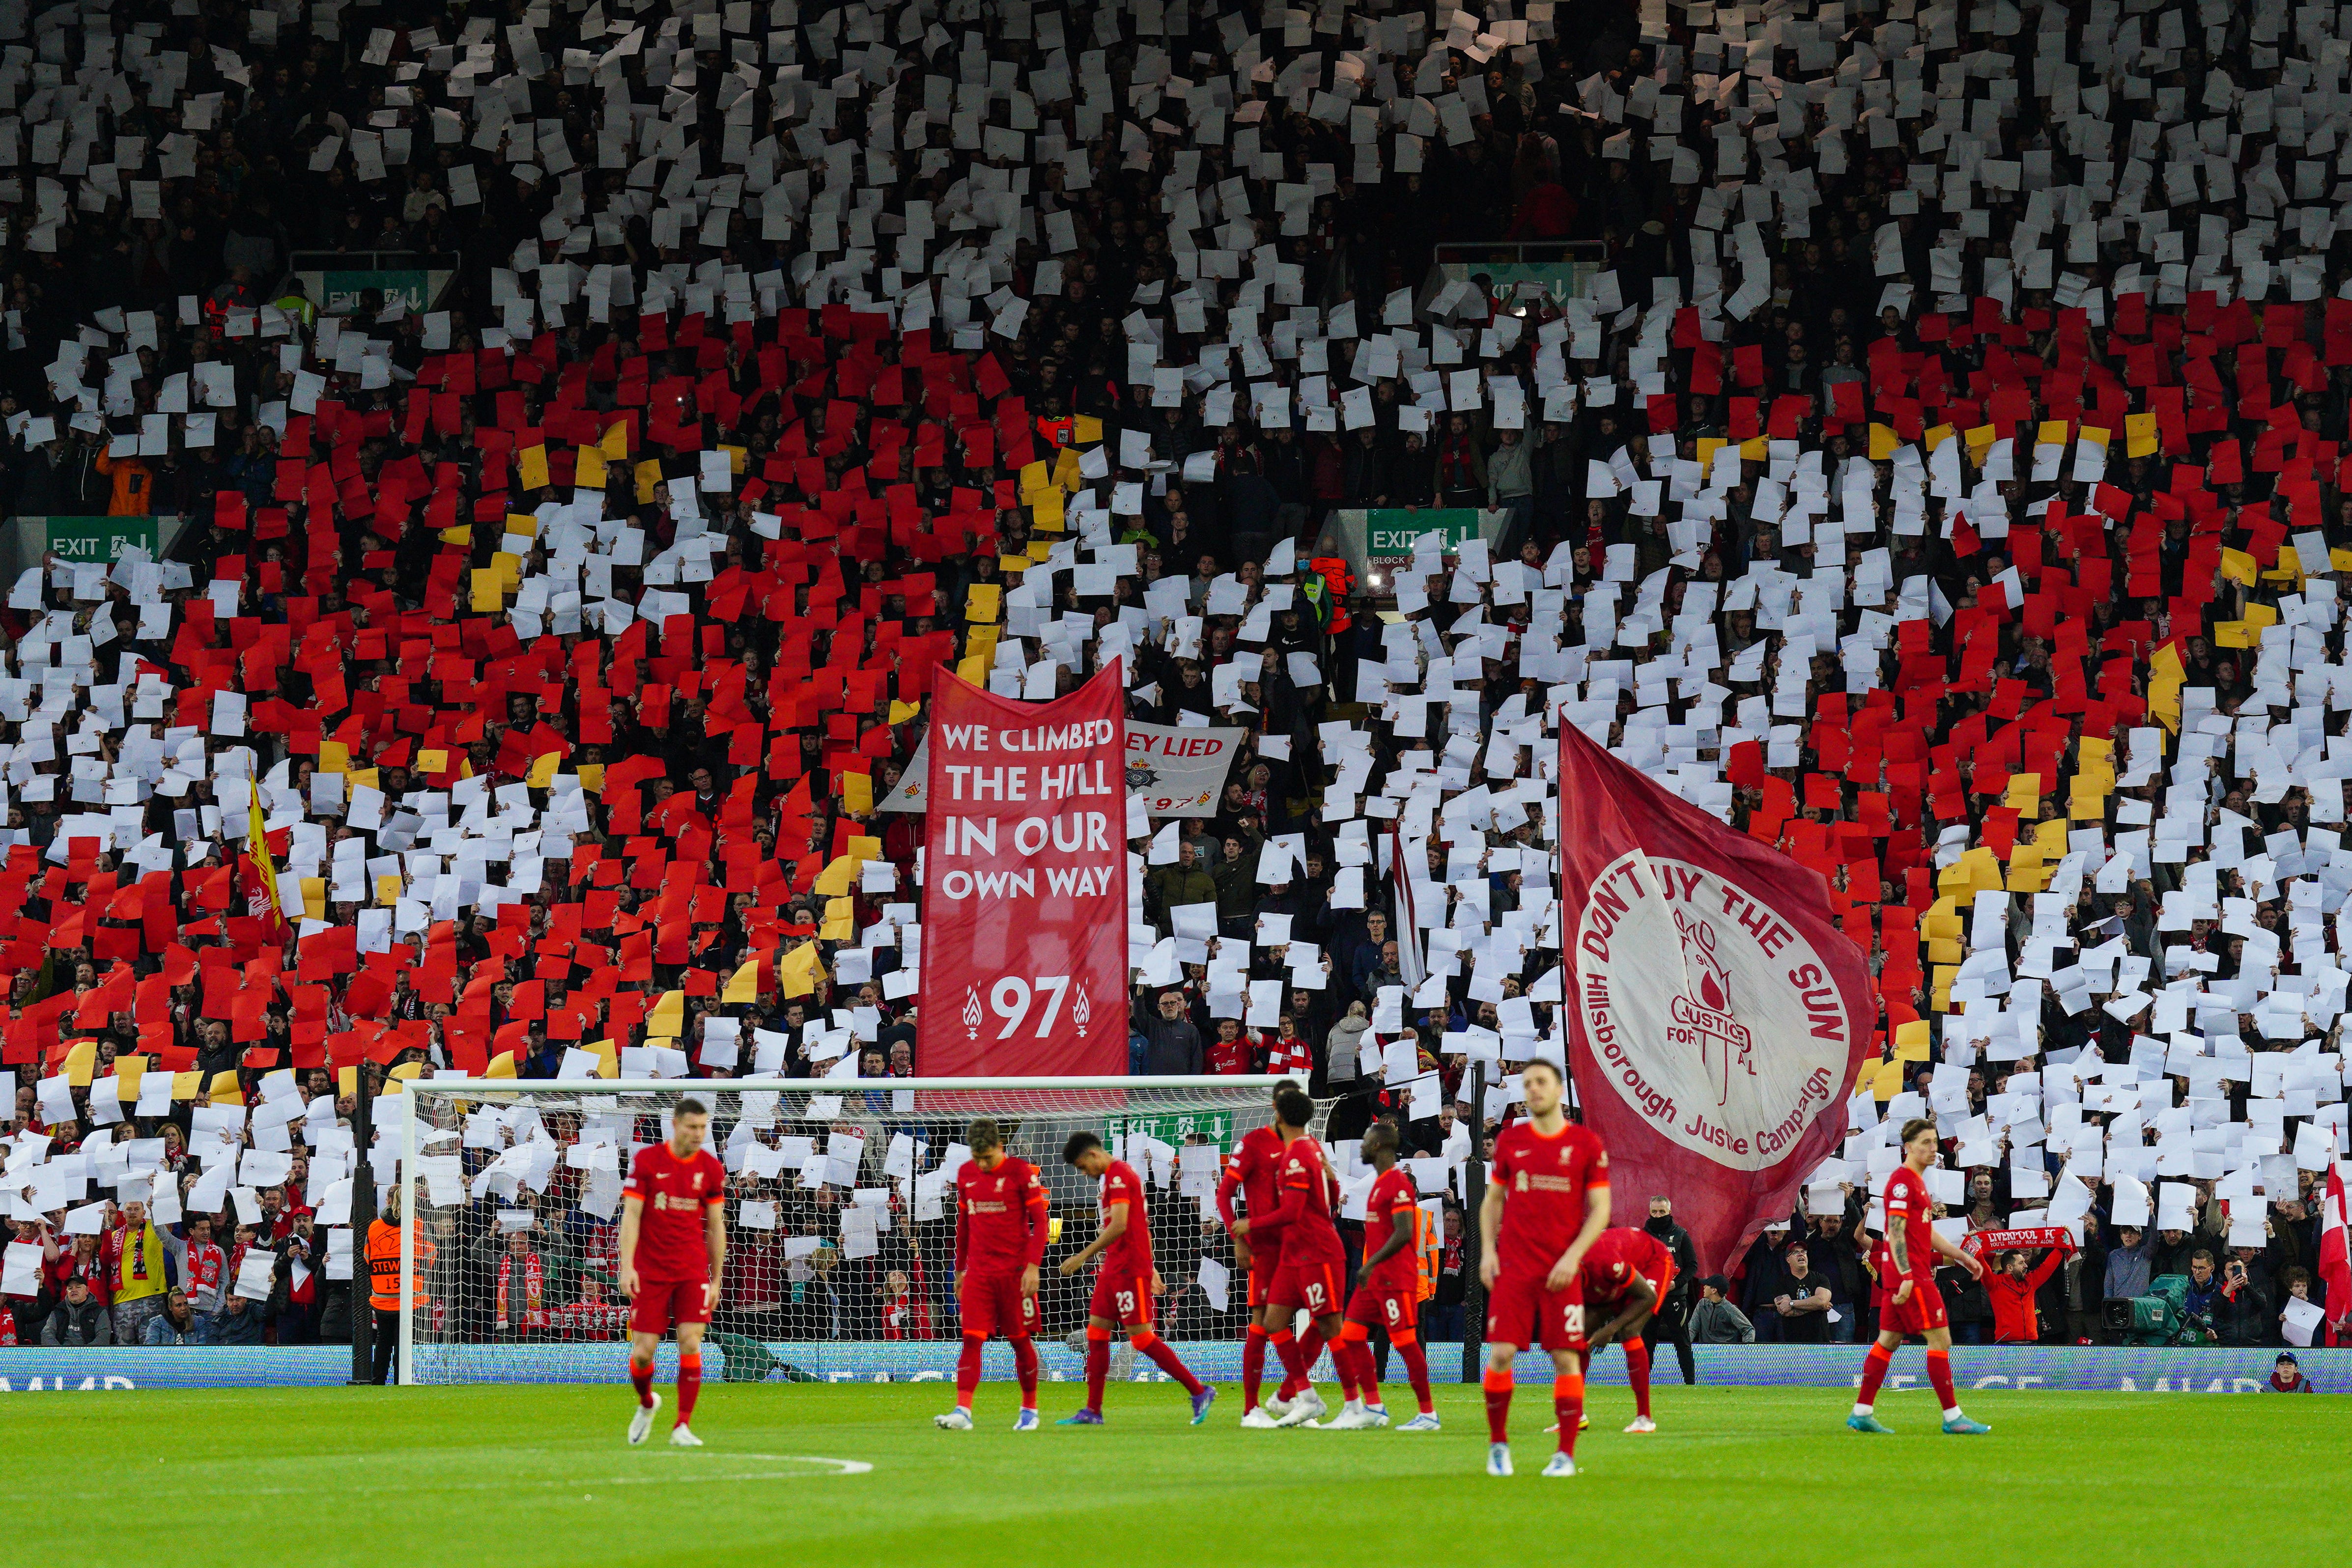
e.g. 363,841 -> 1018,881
64,1456 -> 873,1500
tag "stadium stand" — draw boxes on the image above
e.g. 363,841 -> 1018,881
0,0 -> 2347,1360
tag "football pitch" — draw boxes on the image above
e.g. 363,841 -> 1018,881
7,1381 -> 2346,1566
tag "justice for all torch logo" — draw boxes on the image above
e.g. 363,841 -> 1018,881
1574,851 -> 1845,1170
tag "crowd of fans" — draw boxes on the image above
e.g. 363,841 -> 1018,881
0,0 -> 2348,1359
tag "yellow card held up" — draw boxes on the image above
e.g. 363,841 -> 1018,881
645,990 -> 684,1039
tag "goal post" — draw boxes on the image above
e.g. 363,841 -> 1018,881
394,1077 -> 1297,1388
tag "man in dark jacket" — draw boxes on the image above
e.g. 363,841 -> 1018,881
1148,839 -> 1217,916
2212,1255 -> 2273,1346
1644,1197 -> 1699,1384
1740,1220 -> 1799,1341
2151,1227 -> 2200,1283
41,1276 -> 113,1345
1140,990 -> 1202,1076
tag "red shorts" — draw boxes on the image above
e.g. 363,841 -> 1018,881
1087,1271 -> 1154,1330
959,1270 -> 1038,1340
1877,1275 -> 1948,1337
1246,1240 -> 1283,1309
628,1276 -> 712,1337
1269,1257 -> 1344,1317
1485,1265 -> 1587,1352
1344,1282 -> 1419,1333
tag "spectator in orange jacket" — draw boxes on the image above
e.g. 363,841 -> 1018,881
92,447 -> 153,515
1984,1244 -> 2069,1344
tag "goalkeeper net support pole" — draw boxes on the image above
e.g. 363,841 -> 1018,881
396,1077 -> 1296,1388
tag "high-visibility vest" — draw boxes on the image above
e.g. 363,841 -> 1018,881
1410,1204 -> 1439,1303
366,1219 -> 438,1311
1308,556 -> 1354,633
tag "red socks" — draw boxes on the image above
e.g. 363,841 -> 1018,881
1083,1328 -> 1111,1412
1134,1332 -> 1207,1398
629,1354 -> 655,1410
955,1334 -> 985,1410
1482,1367 -> 1514,1443
1926,1347 -> 1956,1414
1855,1342 -> 1893,1410
1011,1337 -> 1040,1409
1625,1337 -> 1652,1420
1269,1326 -> 1307,1397
1338,1325 -> 1379,1406
1394,1333 -> 1435,1415
675,1352 -> 702,1427
1242,1324 -> 1269,1411
1552,1372 -> 1583,1456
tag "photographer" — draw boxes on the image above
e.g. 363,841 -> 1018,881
2212,1254 -> 2273,1347
2180,1251 -> 2224,1343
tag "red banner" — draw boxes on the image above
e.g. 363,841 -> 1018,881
1557,722 -> 1874,1272
918,661 -> 1129,1076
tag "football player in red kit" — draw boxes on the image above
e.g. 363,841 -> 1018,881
1328,1118 -> 1439,1430
1848,1118 -> 1989,1435
1576,1225 -> 1676,1433
619,1097 -> 729,1447
1264,1085 -> 1358,1428
1217,1081 -> 1301,1424
935,1118 -> 1051,1431
1477,1058 -> 1610,1478
1056,1132 -> 1216,1426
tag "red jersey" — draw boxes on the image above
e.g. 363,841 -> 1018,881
1490,1118 -> 1609,1277
1577,1227 -> 1671,1309
1276,1136 -> 1346,1265
1361,1165 -> 1421,1291
1222,1123 -> 1289,1248
1096,1158 -> 1154,1275
954,1155 -> 1049,1275
1883,1164 -> 1936,1282
1206,1031 -> 1256,1075
623,1140 -> 727,1282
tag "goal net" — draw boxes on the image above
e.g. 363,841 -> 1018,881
394,1077 -> 1295,1387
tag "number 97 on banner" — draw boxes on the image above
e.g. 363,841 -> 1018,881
962,975 -> 1094,1040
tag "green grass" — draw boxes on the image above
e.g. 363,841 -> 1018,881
6,1380 -> 2348,1567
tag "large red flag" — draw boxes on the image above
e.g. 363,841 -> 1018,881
918,661 -> 1129,1076
2323,1164 -> 2351,1345
1556,721 -> 1874,1271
